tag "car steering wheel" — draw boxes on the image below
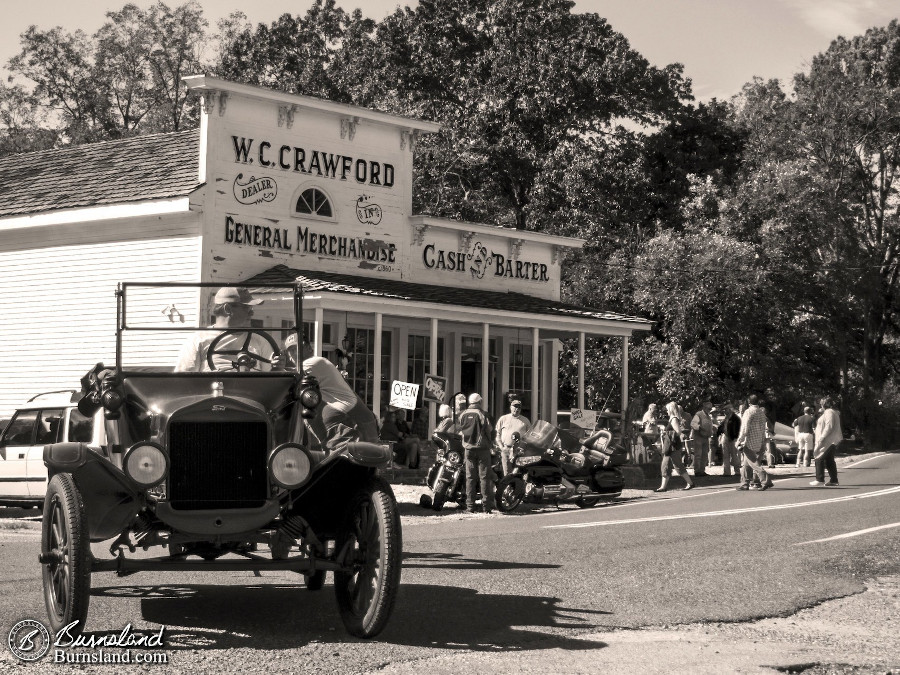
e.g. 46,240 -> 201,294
206,329 -> 281,372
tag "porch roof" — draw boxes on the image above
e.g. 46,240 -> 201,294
244,264 -> 651,337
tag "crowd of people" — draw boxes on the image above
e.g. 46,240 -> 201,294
641,394 -> 845,491
181,287 -> 846,505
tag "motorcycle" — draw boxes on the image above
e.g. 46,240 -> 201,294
495,420 -> 625,512
418,431 -> 502,511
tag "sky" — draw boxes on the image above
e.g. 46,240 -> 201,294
1,0 -> 897,101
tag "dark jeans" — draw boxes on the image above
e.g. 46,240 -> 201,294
815,443 -> 838,483
464,446 -> 493,511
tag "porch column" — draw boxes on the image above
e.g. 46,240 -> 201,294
531,327 -> 540,420
621,336 -> 629,418
429,317 -> 439,434
481,322 -> 490,405
313,306 -> 324,356
373,313 -> 383,415
578,331 -> 586,410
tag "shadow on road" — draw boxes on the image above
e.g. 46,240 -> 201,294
402,551 -> 560,570
90,581 -> 610,651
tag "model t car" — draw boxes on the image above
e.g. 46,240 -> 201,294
38,282 -> 400,639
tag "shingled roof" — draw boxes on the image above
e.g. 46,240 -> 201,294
0,129 -> 202,218
245,264 -> 651,327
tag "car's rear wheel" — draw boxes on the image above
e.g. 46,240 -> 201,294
334,477 -> 401,638
41,473 -> 91,637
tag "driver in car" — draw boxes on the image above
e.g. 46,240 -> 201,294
174,287 -> 275,372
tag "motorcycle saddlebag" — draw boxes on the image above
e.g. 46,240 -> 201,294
605,445 -> 629,466
592,469 -> 625,494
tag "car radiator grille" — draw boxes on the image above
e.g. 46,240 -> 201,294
168,421 -> 268,510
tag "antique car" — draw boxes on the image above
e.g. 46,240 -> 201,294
39,282 -> 399,639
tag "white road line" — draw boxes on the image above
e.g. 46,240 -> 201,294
842,453 -> 888,467
543,485 -> 900,529
795,521 -> 900,546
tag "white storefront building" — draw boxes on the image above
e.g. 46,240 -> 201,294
0,76 -> 650,429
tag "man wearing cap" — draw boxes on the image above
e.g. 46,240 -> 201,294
281,334 -> 379,451
495,399 -> 531,476
458,392 -> 495,514
175,287 -> 276,372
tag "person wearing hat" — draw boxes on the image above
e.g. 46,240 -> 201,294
284,334 -> 379,451
495,399 -> 531,476
689,399 -> 714,477
174,286 -> 275,372
457,392 -> 495,513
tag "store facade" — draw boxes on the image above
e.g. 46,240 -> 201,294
0,76 -> 650,430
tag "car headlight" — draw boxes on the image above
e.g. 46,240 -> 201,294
124,443 -> 168,487
269,443 -> 312,489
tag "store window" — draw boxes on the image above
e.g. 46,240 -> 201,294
509,343 -> 534,419
345,327 -> 392,410
460,336 -> 498,415
407,335 -> 445,410
294,187 -> 333,218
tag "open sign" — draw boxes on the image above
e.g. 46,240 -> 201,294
423,373 -> 446,404
389,380 -> 420,410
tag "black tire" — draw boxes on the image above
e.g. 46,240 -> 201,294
334,476 -> 402,638
495,475 -> 525,513
575,497 -> 601,508
305,570 -> 326,591
431,486 -> 447,512
41,473 -> 91,637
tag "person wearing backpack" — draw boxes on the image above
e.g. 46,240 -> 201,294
458,392 -> 495,514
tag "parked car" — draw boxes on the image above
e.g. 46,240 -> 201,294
38,282 -> 400,641
0,391 -> 104,508
765,421 -> 799,465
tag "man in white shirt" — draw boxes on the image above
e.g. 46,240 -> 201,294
175,287 -> 275,372
495,399 -> 531,475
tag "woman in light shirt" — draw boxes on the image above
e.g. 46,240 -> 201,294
655,401 -> 695,493
810,397 -> 843,487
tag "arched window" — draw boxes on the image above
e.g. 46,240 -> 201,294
294,187 -> 333,218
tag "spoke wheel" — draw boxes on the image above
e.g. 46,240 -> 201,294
430,484 -> 447,512
495,475 -> 525,512
41,473 -> 91,636
334,477 -> 401,638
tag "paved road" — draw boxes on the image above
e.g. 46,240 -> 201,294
1,454 -> 898,673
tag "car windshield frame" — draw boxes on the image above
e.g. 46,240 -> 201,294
115,281 -> 304,374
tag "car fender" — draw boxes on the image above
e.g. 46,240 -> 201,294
44,442 -> 142,542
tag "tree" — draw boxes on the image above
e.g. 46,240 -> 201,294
0,83 -> 59,156
8,1 -> 207,143
215,0 -> 354,102
725,22 -> 900,430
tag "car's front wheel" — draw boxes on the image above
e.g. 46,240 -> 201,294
334,476 -> 401,638
41,473 -> 91,637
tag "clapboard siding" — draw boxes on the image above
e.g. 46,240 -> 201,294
0,215 -> 202,416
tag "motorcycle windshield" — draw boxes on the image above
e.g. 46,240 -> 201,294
524,420 -> 559,448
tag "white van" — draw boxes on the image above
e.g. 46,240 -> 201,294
0,391 -> 104,508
